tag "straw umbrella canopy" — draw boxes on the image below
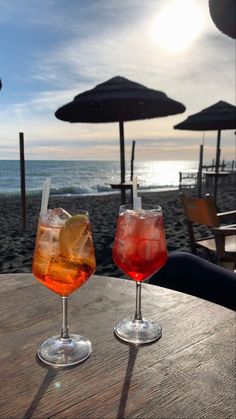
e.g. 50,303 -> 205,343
174,100 -> 236,202
209,0 -> 236,39
55,76 -> 185,203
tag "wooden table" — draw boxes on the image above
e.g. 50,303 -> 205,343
0,273 -> 235,419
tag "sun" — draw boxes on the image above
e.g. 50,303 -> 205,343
150,0 -> 205,53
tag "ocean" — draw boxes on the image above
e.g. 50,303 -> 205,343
0,160 -> 199,196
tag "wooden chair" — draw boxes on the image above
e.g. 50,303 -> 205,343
180,193 -> 236,269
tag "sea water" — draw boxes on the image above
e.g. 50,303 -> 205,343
0,159 -> 200,196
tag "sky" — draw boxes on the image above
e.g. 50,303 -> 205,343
0,0 -> 235,163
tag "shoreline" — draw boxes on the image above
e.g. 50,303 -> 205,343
0,185 -> 180,199
0,186 -> 235,276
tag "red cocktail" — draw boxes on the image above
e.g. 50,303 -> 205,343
112,204 -> 168,344
113,209 -> 167,281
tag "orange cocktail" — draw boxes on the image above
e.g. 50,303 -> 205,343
32,207 -> 96,367
33,209 -> 96,296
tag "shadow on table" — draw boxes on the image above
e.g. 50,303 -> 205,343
23,355 -> 77,419
23,368 -> 58,419
116,345 -> 139,419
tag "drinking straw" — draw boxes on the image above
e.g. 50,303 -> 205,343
40,177 -> 51,215
133,176 -> 142,210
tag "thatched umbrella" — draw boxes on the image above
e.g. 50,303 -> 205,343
209,0 -> 236,39
174,100 -> 236,202
55,76 -> 185,203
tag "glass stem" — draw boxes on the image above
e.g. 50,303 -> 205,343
61,296 -> 69,339
134,282 -> 143,321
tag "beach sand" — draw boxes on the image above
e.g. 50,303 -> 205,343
0,186 -> 235,276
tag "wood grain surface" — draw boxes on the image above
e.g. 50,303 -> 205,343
0,273 -> 235,419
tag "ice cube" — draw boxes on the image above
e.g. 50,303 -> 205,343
152,215 -> 164,240
137,239 -> 160,260
73,233 -> 95,260
119,210 -> 140,237
47,255 -> 93,294
38,225 -> 60,256
33,250 -> 51,280
48,255 -> 79,284
42,208 -> 71,226
128,211 -> 150,239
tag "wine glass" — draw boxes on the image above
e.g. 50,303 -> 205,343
32,208 -> 96,367
112,204 -> 168,344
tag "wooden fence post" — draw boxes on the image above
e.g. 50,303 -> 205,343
19,132 -> 26,229
197,144 -> 204,197
130,140 -> 136,204
130,140 -> 136,181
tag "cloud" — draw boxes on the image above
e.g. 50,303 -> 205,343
0,0 -> 235,162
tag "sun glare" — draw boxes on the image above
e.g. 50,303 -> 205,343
150,0 -> 204,53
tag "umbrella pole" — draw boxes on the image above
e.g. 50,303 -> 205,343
197,144 -> 204,197
119,121 -> 126,204
214,129 -> 221,205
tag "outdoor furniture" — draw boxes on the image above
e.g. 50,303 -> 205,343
174,100 -> 236,204
179,170 -> 198,190
0,273 -> 235,419
109,182 -> 134,205
108,181 -> 140,204
204,170 -> 231,187
108,140 -> 138,204
180,192 -> 236,268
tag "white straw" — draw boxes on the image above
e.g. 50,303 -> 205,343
133,176 -> 138,199
40,177 -> 51,215
133,176 -> 142,210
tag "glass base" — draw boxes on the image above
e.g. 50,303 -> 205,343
114,318 -> 162,344
37,334 -> 92,367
